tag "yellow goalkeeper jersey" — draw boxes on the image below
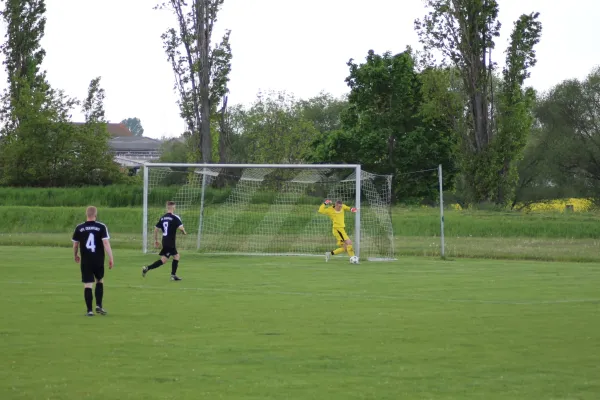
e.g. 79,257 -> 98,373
318,203 -> 351,228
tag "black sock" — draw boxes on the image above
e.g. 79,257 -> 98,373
172,260 -> 179,275
84,288 -> 93,312
95,283 -> 103,308
147,260 -> 163,270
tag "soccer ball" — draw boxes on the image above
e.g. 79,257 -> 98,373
349,256 -> 359,264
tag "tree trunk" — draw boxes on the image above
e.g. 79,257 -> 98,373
196,0 -> 212,163
218,95 -> 228,163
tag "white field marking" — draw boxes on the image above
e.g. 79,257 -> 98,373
1,280 -> 599,305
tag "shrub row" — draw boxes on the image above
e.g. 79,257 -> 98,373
0,185 -> 333,208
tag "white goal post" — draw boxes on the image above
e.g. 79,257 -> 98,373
142,163 -> 395,261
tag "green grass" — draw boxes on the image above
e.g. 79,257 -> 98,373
1,247 -> 599,399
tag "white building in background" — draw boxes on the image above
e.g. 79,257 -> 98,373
71,122 -> 162,167
105,123 -> 162,166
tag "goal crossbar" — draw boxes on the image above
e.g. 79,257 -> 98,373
145,163 -> 361,169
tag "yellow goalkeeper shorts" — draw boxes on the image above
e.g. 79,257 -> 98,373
333,228 -> 349,246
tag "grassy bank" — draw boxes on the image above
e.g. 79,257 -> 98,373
2,205 -> 600,238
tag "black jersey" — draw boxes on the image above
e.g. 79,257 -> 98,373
72,221 -> 110,264
156,213 -> 183,248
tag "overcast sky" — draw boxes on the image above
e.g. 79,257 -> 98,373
1,0 -> 598,139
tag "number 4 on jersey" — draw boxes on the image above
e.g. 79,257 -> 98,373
85,233 -> 96,253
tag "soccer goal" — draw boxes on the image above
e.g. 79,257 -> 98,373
142,163 -> 395,261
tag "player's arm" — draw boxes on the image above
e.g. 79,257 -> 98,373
153,226 -> 161,247
174,215 -> 187,235
72,229 -> 80,263
103,239 -> 114,269
101,225 -> 114,268
72,241 -> 80,263
318,199 -> 332,214
343,204 -> 358,212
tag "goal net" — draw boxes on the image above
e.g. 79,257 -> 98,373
143,164 -> 395,261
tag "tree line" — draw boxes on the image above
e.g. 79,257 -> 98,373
0,0 -> 597,208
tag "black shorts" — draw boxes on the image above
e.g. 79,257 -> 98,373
159,247 -> 178,258
81,261 -> 104,283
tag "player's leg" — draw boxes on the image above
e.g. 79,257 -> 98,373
142,251 -> 169,277
339,229 -> 355,256
94,278 -> 107,315
81,264 -> 95,316
334,229 -> 348,255
333,235 -> 346,255
170,251 -> 182,281
94,264 -> 107,315
84,283 -> 94,316
332,247 -> 346,255
345,239 -> 355,257
326,230 -> 346,261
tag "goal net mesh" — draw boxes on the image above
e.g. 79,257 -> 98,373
144,166 -> 394,261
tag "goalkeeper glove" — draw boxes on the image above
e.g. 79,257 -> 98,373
324,199 -> 332,205
351,207 -> 358,213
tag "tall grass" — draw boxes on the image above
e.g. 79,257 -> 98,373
0,186 -> 323,207
392,208 -> 600,238
0,206 -> 142,233
0,186 -> 145,207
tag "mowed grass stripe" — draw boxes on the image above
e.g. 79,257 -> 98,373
2,232 -> 600,262
2,280 -> 600,305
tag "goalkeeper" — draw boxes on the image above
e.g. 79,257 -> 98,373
318,199 -> 358,262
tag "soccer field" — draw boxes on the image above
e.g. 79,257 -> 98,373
1,247 -> 599,399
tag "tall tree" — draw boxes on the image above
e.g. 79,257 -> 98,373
0,2 -> 125,186
493,13 -> 542,203
156,0 -> 232,163
121,117 -> 144,136
0,0 -> 48,132
0,0 -> 78,186
309,50 -> 458,201
74,77 -> 121,185
219,103 -> 247,162
297,92 -> 348,135
516,67 -> 600,204
415,0 -> 542,204
240,91 -> 318,164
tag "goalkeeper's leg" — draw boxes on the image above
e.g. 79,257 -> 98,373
326,245 -> 346,262
344,236 -> 355,257
327,232 -> 347,261
338,229 -> 355,257
346,244 -> 355,257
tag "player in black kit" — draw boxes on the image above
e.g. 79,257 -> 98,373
142,201 -> 187,281
72,206 -> 114,316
